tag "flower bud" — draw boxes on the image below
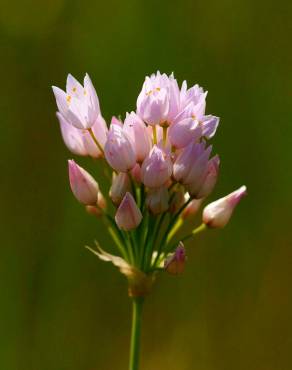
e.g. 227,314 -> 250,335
202,186 -> 247,228
115,192 -> 142,231
109,172 -> 131,206
146,187 -> 169,215
173,141 -> 212,185
123,112 -> 152,162
104,124 -> 136,172
141,145 -> 172,188
181,198 -> 203,219
164,242 -> 186,275
68,160 -> 99,205
187,155 -> 220,199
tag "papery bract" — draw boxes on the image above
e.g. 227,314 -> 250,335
68,160 -> 99,205
164,242 -> 186,275
203,186 -> 247,228
115,192 -> 142,231
141,145 -> 172,188
104,124 -> 136,172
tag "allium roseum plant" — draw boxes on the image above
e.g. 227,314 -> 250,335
52,72 -> 247,370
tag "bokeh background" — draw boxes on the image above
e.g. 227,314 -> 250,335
1,0 -> 292,369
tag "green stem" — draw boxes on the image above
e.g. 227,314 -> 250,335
152,126 -> 157,144
88,128 -> 104,154
129,297 -> 144,370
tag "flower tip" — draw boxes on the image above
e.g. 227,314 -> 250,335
202,185 -> 247,229
115,192 -> 142,231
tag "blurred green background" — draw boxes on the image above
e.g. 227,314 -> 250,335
1,0 -> 292,369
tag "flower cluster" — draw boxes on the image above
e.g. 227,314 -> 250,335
52,72 -> 246,294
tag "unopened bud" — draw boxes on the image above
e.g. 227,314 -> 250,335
109,172 -> 131,206
68,160 -> 99,205
115,192 -> 142,231
141,145 -> 172,188
182,198 -> 203,219
146,187 -> 169,215
164,242 -> 186,275
203,186 -> 247,228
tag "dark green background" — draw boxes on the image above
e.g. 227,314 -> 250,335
1,0 -> 292,369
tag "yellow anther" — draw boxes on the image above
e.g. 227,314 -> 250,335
66,95 -> 71,103
146,90 -> 153,96
83,89 -> 87,95
72,87 -> 77,92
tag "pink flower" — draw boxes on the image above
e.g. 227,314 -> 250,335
57,112 -> 108,158
68,160 -> 99,205
179,82 -> 219,139
203,186 -> 247,228
141,145 -> 172,188
164,242 -> 186,275
168,103 -> 202,149
173,142 -> 212,185
123,112 -> 151,162
109,172 -> 131,206
137,72 -> 170,126
104,124 -> 136,172
180,81 -> 207,113
52,74 -> 101,129
115,192 -> 142,230
146,187 -> 169,214
57,112 -> 87,156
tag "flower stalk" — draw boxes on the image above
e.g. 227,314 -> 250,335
129,297 -> 144,370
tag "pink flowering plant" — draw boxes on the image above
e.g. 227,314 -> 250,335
52,72 -> 247,370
